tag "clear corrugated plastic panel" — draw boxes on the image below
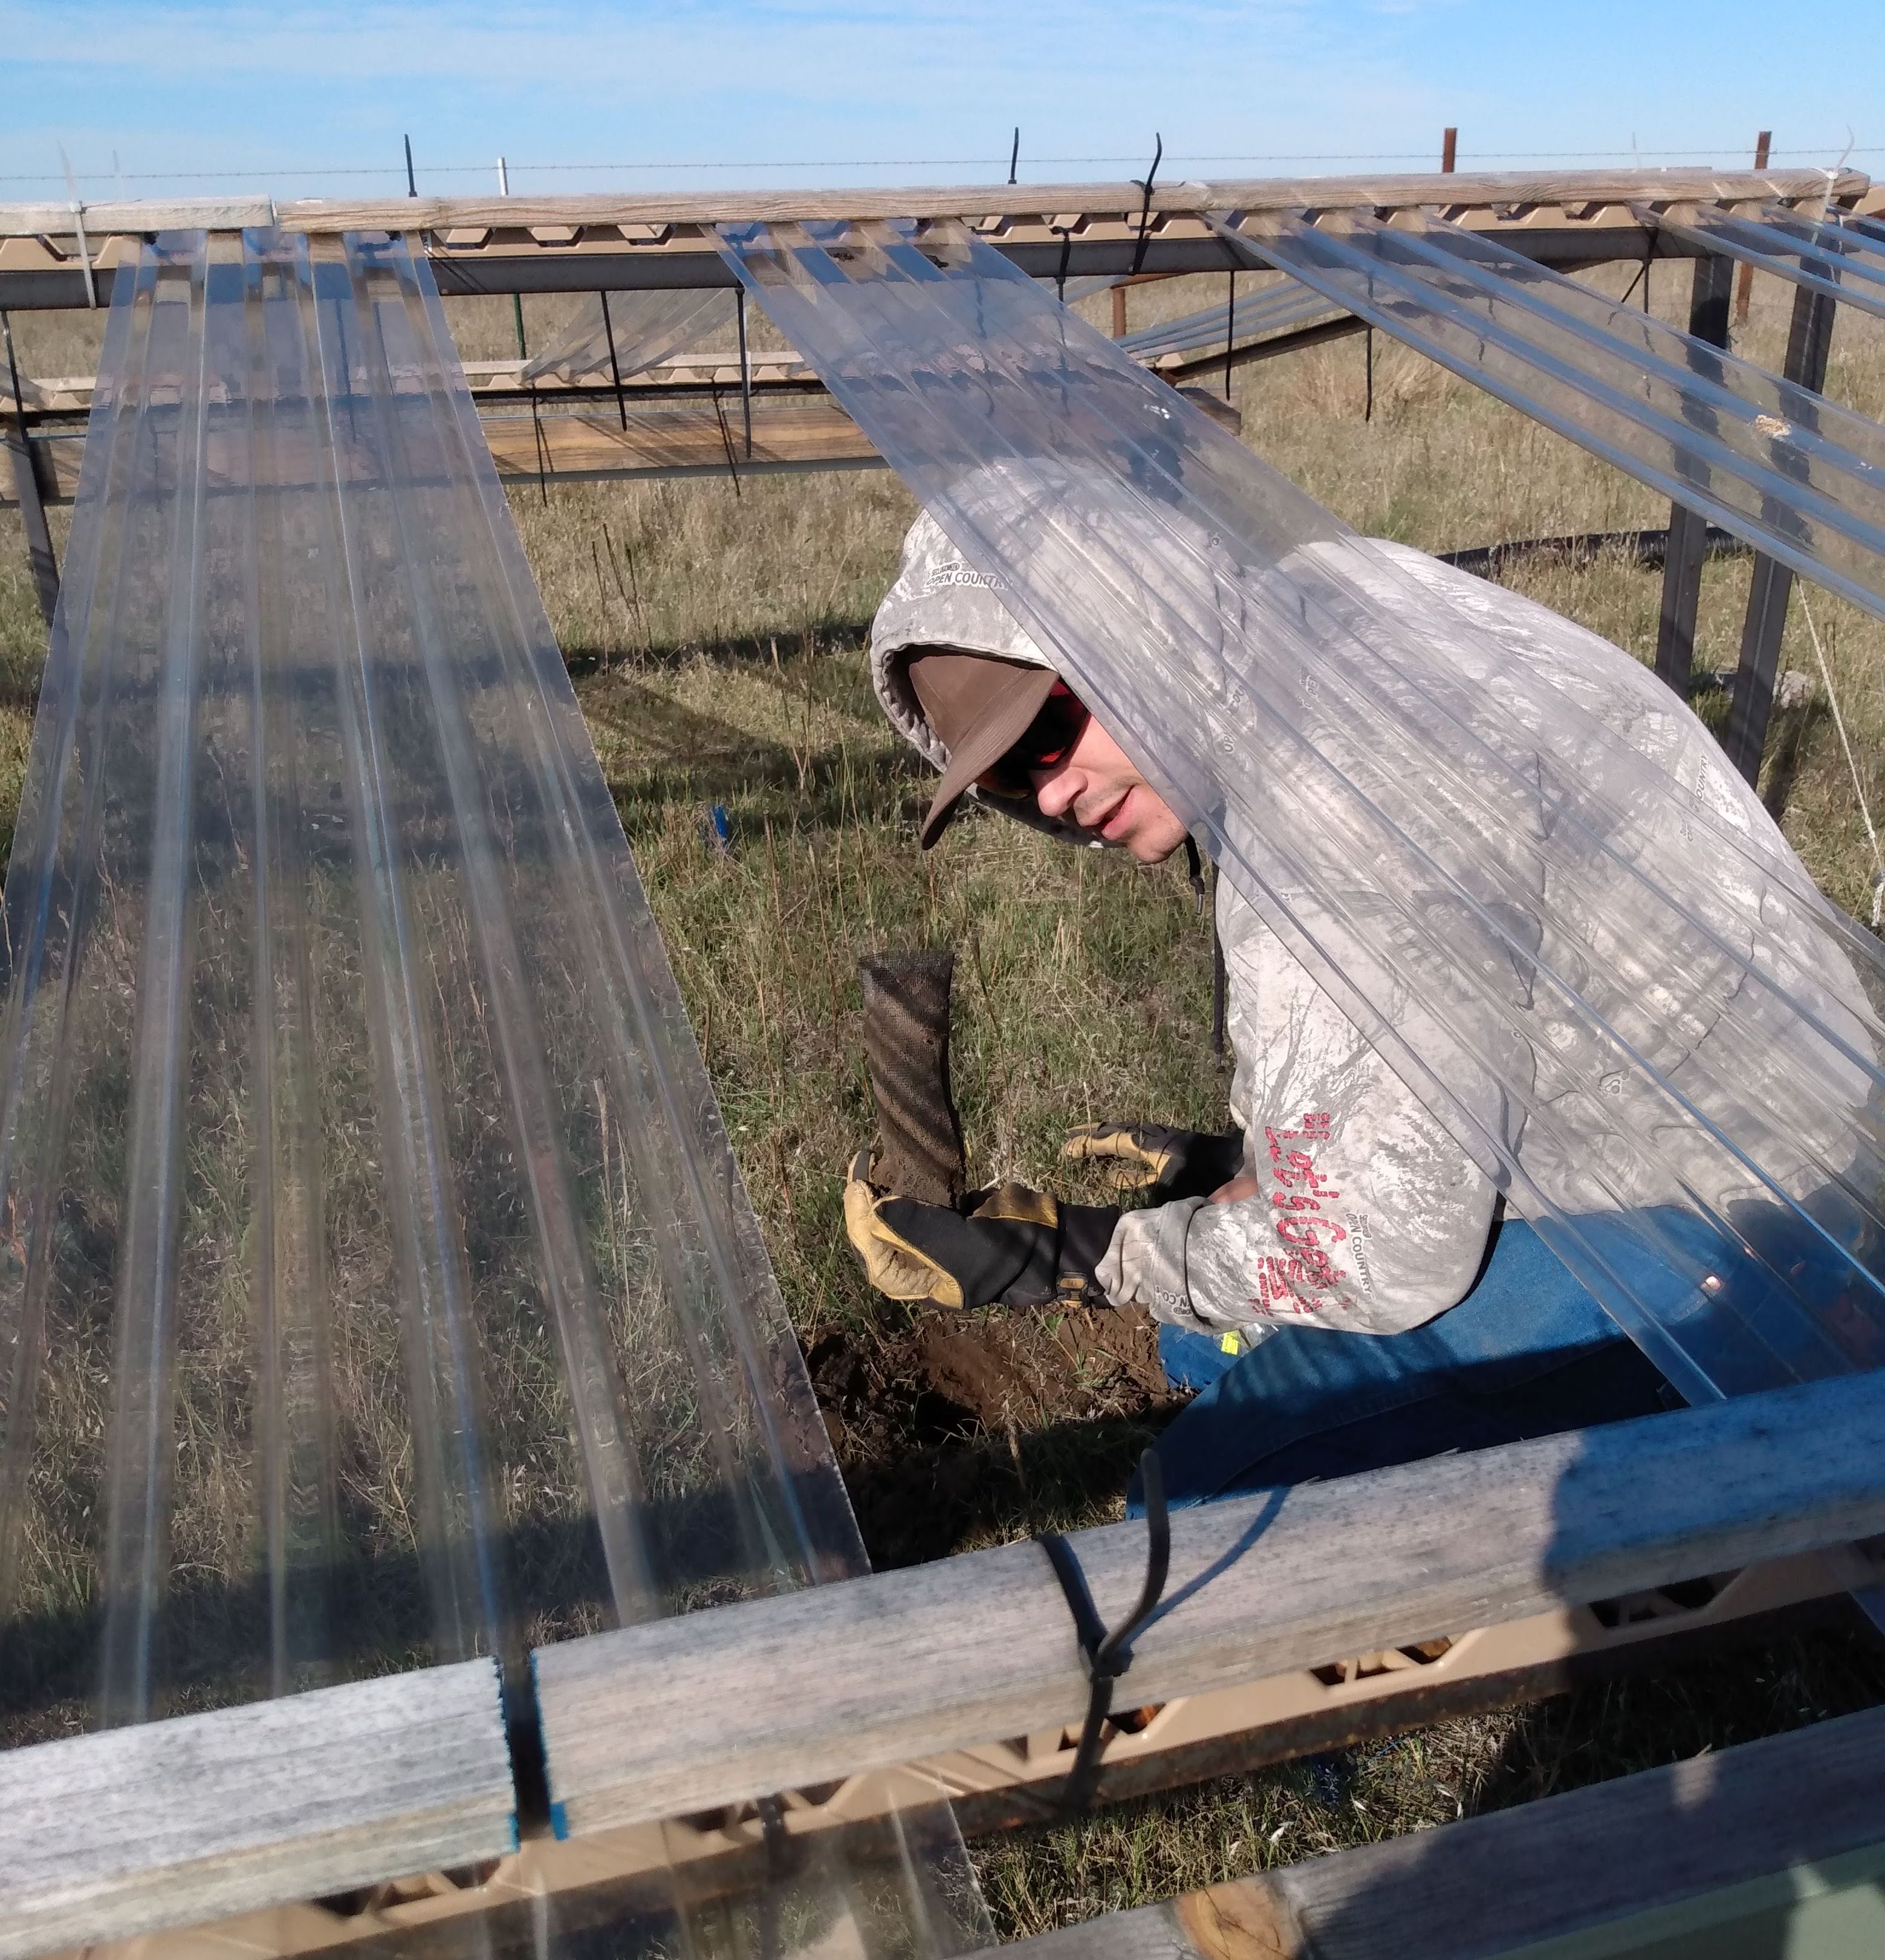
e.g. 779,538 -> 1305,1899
1635,202 -> 1885,322
1210,207 -> 1885,625
0,228 -> 984,1956
522,287 -> 736,384
719,216 -> 1885,1410
1117,282 -> 1343,364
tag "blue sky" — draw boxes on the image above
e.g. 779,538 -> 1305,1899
6,1 -> 1883,202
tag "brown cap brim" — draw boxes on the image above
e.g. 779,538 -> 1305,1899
907,656 -> 1057,849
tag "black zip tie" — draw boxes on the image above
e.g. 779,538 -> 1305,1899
1184,832 -> 1207,913
1128,134 -> 1164,277
1036,1447 -> 1170,1816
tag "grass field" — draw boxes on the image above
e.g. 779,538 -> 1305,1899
5,259 -> 1885,1939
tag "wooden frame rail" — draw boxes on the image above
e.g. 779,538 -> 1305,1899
0,1659 -> 513,1960
0,169 -> 1864,309
533,1370 -> 1885,1839
11,1377 -> 1883,1959
1004,1699 -> 1885,1958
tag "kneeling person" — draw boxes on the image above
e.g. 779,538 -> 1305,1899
844,512 -> 1854,1506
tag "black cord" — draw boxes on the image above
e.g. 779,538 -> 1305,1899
1129,134 -> 1164,278
1036,1448 -> 1171,1815
599,288 -> 628,431
710,383 -> 744,498
1054,226 -> 1074,306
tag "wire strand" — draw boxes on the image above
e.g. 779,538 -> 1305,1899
5,143 -> 1880,189
1796,587 -> 1885,930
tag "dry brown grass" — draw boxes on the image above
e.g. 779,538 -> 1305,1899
4,261 -> 1885,1933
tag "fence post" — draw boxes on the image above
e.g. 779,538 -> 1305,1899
1722,283 -> 1838,784
2,312 -> 57,626
1732,131 -> 1773,328
1653,252 -> 1736,694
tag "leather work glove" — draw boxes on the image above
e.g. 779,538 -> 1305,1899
1062,1123 -> 1246,1201
843,1151 -> 1120,1310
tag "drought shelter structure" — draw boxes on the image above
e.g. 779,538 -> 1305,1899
2,165 -> 1885,1957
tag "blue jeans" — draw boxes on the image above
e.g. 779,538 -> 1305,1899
1136,1213 -> 1679,1513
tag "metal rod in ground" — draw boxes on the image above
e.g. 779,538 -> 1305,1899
1210,868 -> 1227,1060
2,311 -> 57,625
1442,126 -> 1458,173
404,135 -> 417,197
1224,271 -> 1235,400
1654,252 -> 1736,695
600,290 -> 628,430
1734,131 -> 1773,327
738,288 -> 753,458
1009,128 -> 1020,186
858,953 -> 967,1206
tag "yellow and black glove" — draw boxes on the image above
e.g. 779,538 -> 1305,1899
843,1150 -> 1120,1310
1061,1122 -> 1245,1200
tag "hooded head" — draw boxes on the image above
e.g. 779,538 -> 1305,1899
869,508 -> 1082,847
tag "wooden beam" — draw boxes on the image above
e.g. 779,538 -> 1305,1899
0,1658 -> 514,1960
1002,1701 -> 1885,1958
1722,279 -> 1839,783
533,1369 -> 1885,1840
2,169 -> 1864,308
1161,314 -> 1364,385
0,166 -> 1851,239
1733,130 -> 1774,326
1652,251 -> 1735,694
482,400 -> 877,481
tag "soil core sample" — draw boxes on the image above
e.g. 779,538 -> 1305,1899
858,951 -> 967,1206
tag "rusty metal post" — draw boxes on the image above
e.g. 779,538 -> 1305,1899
1441,128 -> 1458,174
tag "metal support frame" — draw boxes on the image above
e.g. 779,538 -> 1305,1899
1652,252 -> 1736,694
1722,282 -> 1839,783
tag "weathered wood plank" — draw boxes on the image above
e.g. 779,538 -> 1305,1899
0,1658 -> 513,1959
1005,1702 -> 1885,1958
0,198 -> 278,237
534,1371 -> 1885,1838
265,167 -> 1869,233
484,401 -> 876,479
0,168 -> 1859,240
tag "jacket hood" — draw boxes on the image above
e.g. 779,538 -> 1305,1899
870,507 -> 1096,846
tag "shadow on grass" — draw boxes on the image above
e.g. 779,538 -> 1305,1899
584,673 -> 928,842
0,1455 -> 861,1739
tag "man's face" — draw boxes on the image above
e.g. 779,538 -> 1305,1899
1002,707 -> 1189,865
